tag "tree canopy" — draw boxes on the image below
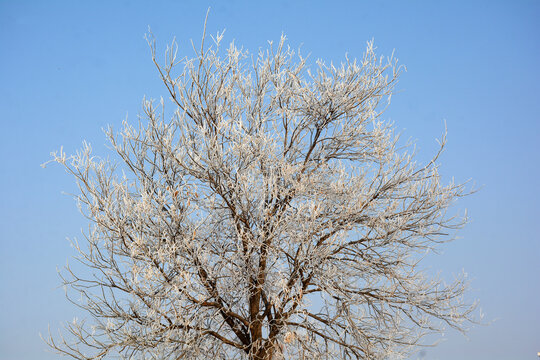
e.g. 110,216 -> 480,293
45,29 -> 475,360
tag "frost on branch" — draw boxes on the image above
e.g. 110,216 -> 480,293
45,31 -> 475,360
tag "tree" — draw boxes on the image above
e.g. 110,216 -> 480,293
44,28 -> 475,360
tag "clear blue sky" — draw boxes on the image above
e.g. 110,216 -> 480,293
1,1 -> 539,359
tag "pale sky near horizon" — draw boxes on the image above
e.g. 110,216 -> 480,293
1,1 -> 539,359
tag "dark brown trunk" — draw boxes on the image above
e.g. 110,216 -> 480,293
250,340 -> 275,360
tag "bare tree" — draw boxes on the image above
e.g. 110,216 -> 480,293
44,27 -> 475,360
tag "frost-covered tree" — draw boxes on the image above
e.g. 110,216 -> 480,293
44,27 -> 475,360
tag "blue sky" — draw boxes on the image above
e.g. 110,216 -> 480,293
1,1 -> 539,359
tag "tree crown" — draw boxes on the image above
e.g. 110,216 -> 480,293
45,29 -> 475,360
